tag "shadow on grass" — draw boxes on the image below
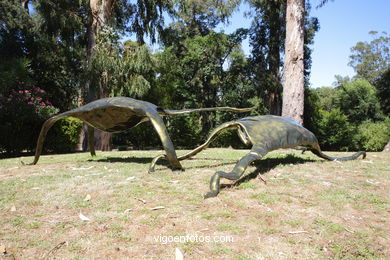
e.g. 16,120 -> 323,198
92,155 -> 240,171
220,154 -> 317,190
87,153 -> 318,183
89,156 -> 152,164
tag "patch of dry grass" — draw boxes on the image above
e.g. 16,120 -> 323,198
0,149 -> 389,259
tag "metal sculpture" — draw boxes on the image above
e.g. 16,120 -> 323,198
24,96 -> 254,170
150,115 -> 366,198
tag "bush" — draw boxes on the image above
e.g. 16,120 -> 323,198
352,118 -> 390,151
112,123 -> 160,149
316,109 -> 355,151
336,79 -> 383,123
167,114 -> 203,148
45,117 -> 83,153
208,128 -> 247,149
0,86 -> 59,155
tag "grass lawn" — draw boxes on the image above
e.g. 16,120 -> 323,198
0,148 -> 389,259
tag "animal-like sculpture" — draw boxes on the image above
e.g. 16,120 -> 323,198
150,115 -> 366,197
24,97 -> 254,170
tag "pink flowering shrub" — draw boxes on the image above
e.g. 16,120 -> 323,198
0,86 -> 59,154
2,87 -> 59,118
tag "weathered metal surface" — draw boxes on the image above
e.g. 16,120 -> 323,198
25,97 -> 254,170
150,115 -> 366,197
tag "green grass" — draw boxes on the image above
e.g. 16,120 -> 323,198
0,149 -> 389,259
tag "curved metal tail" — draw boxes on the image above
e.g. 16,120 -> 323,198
163,106 -> 256,115
148,121 -> 240,172
311,149 -> 366,161
22,113 -> 69,165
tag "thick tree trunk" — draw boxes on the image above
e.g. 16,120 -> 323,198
282,0 -> 305,125
78,0 -> 114,152
93,92 -> 112,151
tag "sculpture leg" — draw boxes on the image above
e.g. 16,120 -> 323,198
147,112 -> 182,171
204,150 -> 263,198
88,126 -> 96,157
23,114 -> 67,165
148,121 -> 240,173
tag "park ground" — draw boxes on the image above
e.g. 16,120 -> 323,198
0,148 -> 389,259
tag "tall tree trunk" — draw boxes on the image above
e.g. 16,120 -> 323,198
78,0 -> 114,152
282,0 -> 305,125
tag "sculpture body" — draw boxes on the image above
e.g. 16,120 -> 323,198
150,115 -> 366,197
26,97 -> 254,170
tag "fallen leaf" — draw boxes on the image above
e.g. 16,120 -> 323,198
84,194 -> 91,201
151,206 -> 165,211
71,166 -> 94,171
175,248 -> 184,260
135,197 -> 147,204
168,180 -> 179,184
88,172 -> 103,176
361,160 -> 373,164
10,206 -> 16,212
124,209 -> 133,214
79,212 -> 91,221
126,176 -> 136,181
288,231 -> 308,234
366,179 -> 380,185
31,187 -> 40,190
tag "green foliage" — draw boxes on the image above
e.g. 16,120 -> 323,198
352,119 -> 390,152
335,79 -> 383,123
0,58 -> 33,94
208,128 -> 247,149
89,27 -> 155,98
45,118 -> 83,153
112,123 -> 160,150
304,87 -> 322,135
164,0 -> 239,39
375,68 -> 390,115
0,86 -> 59,155
349,31 -> 390,84
314,86 -> 339,111
308,81 -> 388,152
0,0 -> 85,111
167,114 -> 203,148
154,30 -> 256,144
316,109 -> 354,151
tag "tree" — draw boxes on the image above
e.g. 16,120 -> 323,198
156,31 -> 251,136
80,0 -> 174,151
281,0 -> 305,124
348,31 -> 390,151
335,79 -> 383,124
376,68 -> 390,115
248,0 -> 286,115
349,31 -> 390,85
248,0 -> 318,117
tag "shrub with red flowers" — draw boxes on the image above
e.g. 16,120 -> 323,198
0,86 -> 59,154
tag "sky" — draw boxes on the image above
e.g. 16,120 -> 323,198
218,0 -> 390,88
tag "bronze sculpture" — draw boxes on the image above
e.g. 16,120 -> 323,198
150,115 -> 366,198
25,96 -> 254,170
